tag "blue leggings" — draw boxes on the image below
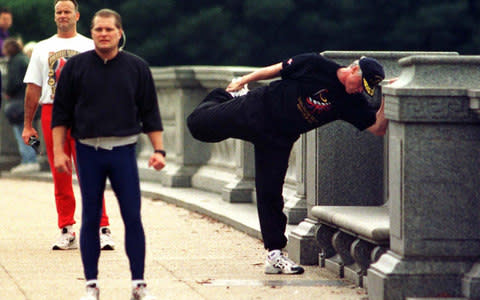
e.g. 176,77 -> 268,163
76,142 -> 145,280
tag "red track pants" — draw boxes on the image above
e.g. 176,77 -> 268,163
41,104 -> 110,229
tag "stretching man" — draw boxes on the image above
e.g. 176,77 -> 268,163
187,53 -> 387,274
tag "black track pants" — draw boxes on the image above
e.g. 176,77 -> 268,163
187,88 -> 296,250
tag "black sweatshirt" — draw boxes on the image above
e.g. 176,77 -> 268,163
52,50 -> 163,139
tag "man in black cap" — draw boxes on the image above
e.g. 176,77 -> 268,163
187,52 -> 388,275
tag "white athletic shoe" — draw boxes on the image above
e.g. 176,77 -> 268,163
100,227 -> 115,250
228,77 -> 249,97
52,227 -> 78,250
131,283 -> 156,300
265,250 -> 305,274
80,284 -> 99,300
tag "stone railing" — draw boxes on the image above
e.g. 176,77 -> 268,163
0,62 -> 307,224
286,51 -> 458,272
2,52 -> 479,299
367,55 -> 480,300
286,52 -> 480,299
130,66 -> 307,229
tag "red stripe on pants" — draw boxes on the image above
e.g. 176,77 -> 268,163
41,104 -> 110,228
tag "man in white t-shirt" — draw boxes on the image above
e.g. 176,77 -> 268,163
22,0 -> 115,251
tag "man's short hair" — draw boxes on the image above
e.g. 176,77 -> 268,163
0,7 -> 12,15
54,0 -> 79,11
91,9 -> 122,30
348,59 -> 362,76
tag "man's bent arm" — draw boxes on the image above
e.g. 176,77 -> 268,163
226,62 -> 283,92
367,97 -> 388,136
22,83 -> 42,144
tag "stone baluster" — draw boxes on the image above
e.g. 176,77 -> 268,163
287,51 -> 458,266
139,66 -> 263,203
367,55 -> 480,300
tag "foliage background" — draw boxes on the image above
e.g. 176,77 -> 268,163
2,0 -> 480,66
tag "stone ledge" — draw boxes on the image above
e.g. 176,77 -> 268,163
311,205 -> 389,244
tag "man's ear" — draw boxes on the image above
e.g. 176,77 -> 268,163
350,65 -> 360,74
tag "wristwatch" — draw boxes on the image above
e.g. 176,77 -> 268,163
154,149 -> 166,157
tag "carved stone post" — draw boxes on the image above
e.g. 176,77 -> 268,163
139,66 -> 258,189
368,56 -> 480,300
287,51 -> 458,266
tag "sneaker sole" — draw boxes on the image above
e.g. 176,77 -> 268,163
52,245 -> 78,250
52,238 -> 78,250
101,244 -> 115,250
265,266 -> 305,274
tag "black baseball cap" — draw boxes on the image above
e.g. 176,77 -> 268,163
359,57 -> 385,96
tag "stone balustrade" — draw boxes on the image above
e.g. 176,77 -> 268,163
2,52 -> 479,299
135,66 -> 306,216
367,55 -> 480,299
286,51 -> 458,277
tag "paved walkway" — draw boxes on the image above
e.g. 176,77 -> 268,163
0,176 -> 367,300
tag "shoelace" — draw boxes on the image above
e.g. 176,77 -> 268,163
274,255 -> 296,267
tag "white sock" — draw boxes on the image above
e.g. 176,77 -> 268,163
132,280 -> 146,288
86,280 -> 98,288
268,249 -> 282,259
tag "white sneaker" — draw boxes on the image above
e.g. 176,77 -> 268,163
10,162 -> 40,173
228,77 -> 249,97
265,250 -> 305,274
80,284 -> 99,300
100,227 -> 115,250
131,283 -> 156,300
52,227 -> 78,250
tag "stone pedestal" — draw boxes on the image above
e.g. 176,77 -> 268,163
222,140 -> 255,203
288,51 -> 458,266
367,55 -> 480,300
284,136 -> 307,224
286,218 -> 320,265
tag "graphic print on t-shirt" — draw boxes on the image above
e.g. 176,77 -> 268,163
296,89 -> 332,124
47,49 -> 80,99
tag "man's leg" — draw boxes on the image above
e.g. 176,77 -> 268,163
254,142 -> 292,251
187,88 -> 251,143
254,141 -> 304,274
69,132 -> 114,251
107,144 -> 156,298
75,142 -> 107,281
41,104 -> 76,229
69,136 -> 110,228
12,124 -> 37,164
107,144 -> 145,280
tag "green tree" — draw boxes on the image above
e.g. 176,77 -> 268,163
2,0 -> 479,66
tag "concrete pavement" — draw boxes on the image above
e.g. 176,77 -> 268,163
0,176 -> 367,300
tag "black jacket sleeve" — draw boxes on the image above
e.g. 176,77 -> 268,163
135,61 -> 163,133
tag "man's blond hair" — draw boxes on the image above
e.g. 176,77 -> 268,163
54,0 -> 79,11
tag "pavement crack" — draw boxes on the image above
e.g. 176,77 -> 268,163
0,261 -> 30,299
152,260 -> 209,300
